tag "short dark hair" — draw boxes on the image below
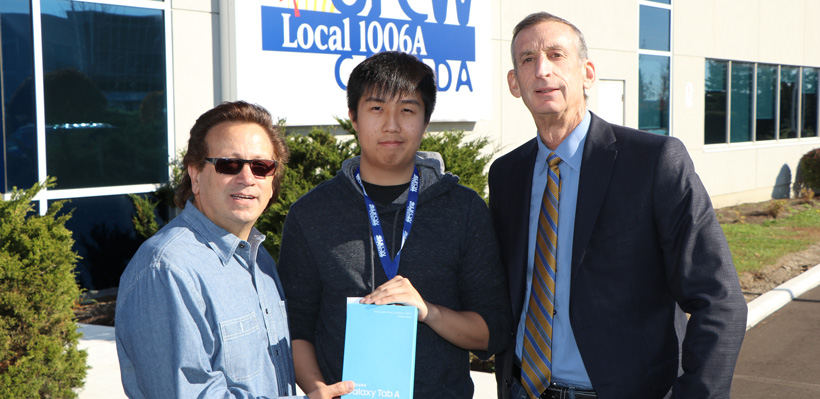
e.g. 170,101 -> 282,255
510,12 -> 589,68
346,51 -> 437,124
175,101 -> 290,209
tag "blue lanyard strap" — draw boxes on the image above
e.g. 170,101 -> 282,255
355,166 -> 420,280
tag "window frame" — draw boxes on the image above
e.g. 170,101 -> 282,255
2,0 -> 175,214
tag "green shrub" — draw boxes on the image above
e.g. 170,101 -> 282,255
0,179 -> 87,398
255,124 -> 360,260
799,148 -> 820,192
419,130 -> 494,199
127,150 -> 185,240
129,193 -> 160,240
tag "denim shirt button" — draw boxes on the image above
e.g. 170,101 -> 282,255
239,243 -> 246,249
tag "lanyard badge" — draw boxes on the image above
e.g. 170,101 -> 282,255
355,166 -> 420,280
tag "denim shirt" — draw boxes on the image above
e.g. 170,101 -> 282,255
115,203 -> 304,399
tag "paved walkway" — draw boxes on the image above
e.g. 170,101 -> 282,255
75,324 -> 125,399
731,283 -> 820,397
76,265 -> 820,399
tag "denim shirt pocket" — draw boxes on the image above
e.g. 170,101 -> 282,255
220,312 -> 263,382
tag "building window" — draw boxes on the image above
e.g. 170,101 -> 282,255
639,6 -> 670,51
41,0 -> 168,190
705,60 -> 819,145
756,64 -> 777,141
704,60 -> 727,144
52,194 -> 143,289
638,2 -> 671,136
1,1 -> 38,192
731,62 -> 754,143
801,68 -> 818,138
1,0 -> 171,290
639,55 -> 670,135
779,66 -> 799,139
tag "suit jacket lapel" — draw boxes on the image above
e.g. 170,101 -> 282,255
571,113 -> 617,284
505,138 -> 538,319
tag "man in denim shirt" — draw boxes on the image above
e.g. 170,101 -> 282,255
115,101 -> 354,399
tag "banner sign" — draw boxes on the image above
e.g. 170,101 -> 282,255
232,0 -> 490,125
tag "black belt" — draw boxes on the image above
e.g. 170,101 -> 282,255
512,362 -> 598,399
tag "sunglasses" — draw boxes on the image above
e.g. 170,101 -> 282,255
204,158 -> 278,178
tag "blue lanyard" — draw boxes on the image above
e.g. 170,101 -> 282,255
355,166 -> 420,280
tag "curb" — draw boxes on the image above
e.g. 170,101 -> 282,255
745,264 -> 820,330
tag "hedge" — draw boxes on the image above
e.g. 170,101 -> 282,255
0,179 -> 87,398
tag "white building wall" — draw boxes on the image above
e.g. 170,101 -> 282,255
171,1 -> 222,153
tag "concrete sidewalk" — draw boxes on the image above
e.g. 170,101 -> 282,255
75,324 -> 125,399
731,271 -> 820,397
76,265 -> 820,399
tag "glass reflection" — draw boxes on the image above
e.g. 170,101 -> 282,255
639,55 -> 670,135
51,194 -> 143,290
704,60 -> 727,144
779,66 -> 799,139
802,68 -> 818,138
639,6 -> 670,51
41,0 -> 167,190
1,0 -> 38,192
730,62 -> 753,143
756,65 -> 777,141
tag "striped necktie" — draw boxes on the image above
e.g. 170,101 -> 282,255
521,152 -> 562,398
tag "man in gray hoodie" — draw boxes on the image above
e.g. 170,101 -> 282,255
278,51 -> 512,398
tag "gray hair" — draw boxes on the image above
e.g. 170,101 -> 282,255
510,12 -> 589,69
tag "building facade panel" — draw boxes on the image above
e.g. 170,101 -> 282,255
672,0 -> 715,58
694,148 -> 760,202
805,1 -> 820,66
670,55 -> 704,151
758,0 -> 805,66
171,6 -> 220,150
712,0 -> 761,61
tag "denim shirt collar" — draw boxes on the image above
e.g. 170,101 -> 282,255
179,200 -> 266,267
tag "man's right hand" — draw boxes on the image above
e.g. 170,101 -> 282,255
307,380 -> 355,399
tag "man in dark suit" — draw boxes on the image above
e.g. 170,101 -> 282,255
489,12 -> 747,399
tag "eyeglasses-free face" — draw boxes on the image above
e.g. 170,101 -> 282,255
204,158 -> 278,178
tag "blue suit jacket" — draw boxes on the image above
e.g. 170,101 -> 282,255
489,113 -> 747,399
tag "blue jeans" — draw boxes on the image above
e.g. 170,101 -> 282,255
509,378 -> 531,399
509,379 -> 584,399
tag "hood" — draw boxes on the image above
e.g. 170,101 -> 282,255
339,151 -> 459,206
